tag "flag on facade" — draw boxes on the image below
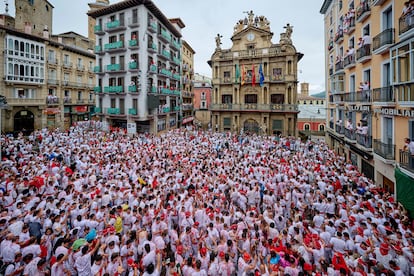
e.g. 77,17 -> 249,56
241,65 -> 246,85
252,64 -> 256,87
235,64 -> 240,83
259,63 -> 265,87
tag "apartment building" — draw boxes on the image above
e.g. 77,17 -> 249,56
193,73 -> 212,130
181,40 -> 195,126
320,0 -> 413,194
0,0 -> 95,134
88,0 -> 188,134
209,11 -> 302,135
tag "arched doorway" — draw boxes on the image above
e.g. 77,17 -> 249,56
14,110 -> 34,135
243,119 -> 260,134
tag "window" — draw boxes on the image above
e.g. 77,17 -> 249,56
64,54 -> 70,65
270,94 -> 284,104
383,117 -> 393,144
319,125 -> 325,131
222,95 -> 232,104
223,117 -> 231,127
77,91 -> 82,100
244,94 -> 257,104
223,71 -> 231,82
304,124 -> 310,131
272,120 -> 283,130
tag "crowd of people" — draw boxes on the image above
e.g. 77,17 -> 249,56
0,123 -> 413,276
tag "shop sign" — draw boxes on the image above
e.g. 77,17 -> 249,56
374,108 -> 414,117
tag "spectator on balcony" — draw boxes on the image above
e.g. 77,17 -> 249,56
357,37 -> 363,49
356,123 -> 363,134
402,2 -> 411,17
404,138 -> 414,168
346,119 -> 353,131
362,33 -> 371,55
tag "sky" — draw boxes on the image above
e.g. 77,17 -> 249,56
6,0 -> 326,94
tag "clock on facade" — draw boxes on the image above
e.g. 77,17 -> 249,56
246,32 -> 255,41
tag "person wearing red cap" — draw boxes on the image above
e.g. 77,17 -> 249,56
218,252 -> 235,276
237,251 -> 255,276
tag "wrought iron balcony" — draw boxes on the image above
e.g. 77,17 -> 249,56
372,86 -> 395,103
356,0 -> 371,23
399,15 -> 414,36
356,133 -> 372,149
374,139 -> 395,160
344,128 -> 356,141
356,45 -> 371,63
335,124 -> 344,135
210,103 -> 298,112
399,149 -> 414,174
372,28 -> 394,54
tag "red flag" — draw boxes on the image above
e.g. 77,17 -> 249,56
252,64 -> 256,87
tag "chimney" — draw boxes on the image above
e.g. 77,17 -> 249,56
300,82 -> 309,96
24,22 -> 32,34
43,25 -> 49,39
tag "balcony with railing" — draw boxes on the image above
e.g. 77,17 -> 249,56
149,86 -> 157,93
94,66 -> 104,74
334,30 -> 344,44
147,42 -> 157,53
106,63 -> 124,73
127,108 -> 138,117
356,133 -> 372,149
159,68 -> 172,77
47,58 -> 59,65
399,14 -> 414,36
372,28 -> 394,54
335,123 -> 344,135
104,41 -> 124,52
328,39 -> 334,51
104,86 -> 124,93
171,40 -> 181,50
94,25 -> 104,35
94,86 -> 102,93
128,61 -> 138,71
374,139 -> 395,161
344,17 -> 355,35
62,61 -> 73,69
335,59 -> 344,72
209,103 -> 298,112
94,107 -> 102,113
344,128 -> 356,142
159,50 -> 171,60
399,149 -> 414,174
148,64 -> 157,74
47,79 -> 59,86
343,54 -> 355,68
356,0 -> 371,23
128,85 -> 137,93
354,90 -> 372,103
159,29 -> 172,43
105,20 -> 126,32
46,96 -> 59,105
105,107 -> 121,115
356,45 -> 371,63
372,86 -> 395,104
94,45 -> 104,55
128,39 -> 139,48
171,56 -> 181,65
148,20 -> 157,33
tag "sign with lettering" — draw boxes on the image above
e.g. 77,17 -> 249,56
348,105 -> 370,111
374,108 -> 414,117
